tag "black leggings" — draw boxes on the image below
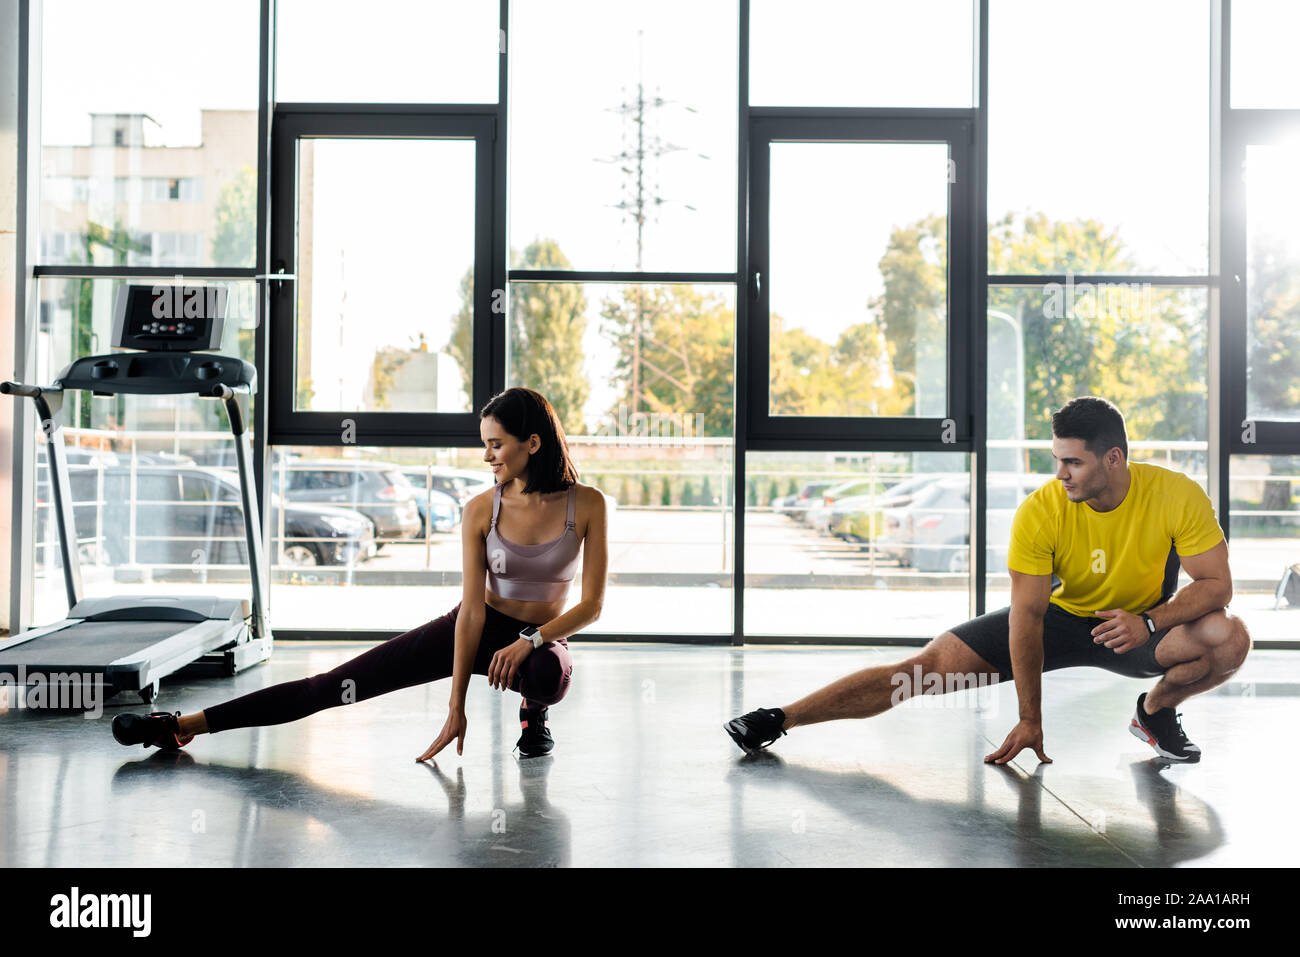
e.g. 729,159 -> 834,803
203,602 -> 573,734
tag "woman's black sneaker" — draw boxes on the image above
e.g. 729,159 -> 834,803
111,711 -> 193,751
724,707 -> 788,754
515,705 -> 554,758
1129,692 -> 1201,763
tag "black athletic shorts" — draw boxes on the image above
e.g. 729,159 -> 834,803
949,601 -> 1173,681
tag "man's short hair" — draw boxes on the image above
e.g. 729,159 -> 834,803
1052,396 -> 1128,463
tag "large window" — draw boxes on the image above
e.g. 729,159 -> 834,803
749,0 -> 976,108
16,1 -> 1300,647
748,116 -> 974,444
1228,454 -> 1300,643
988,0 -> 1209,276
269,112 -> 496,444
29,279 -> 257,626
275,0 -> 499,104
1230,0 -> 1300,109
38,0 -> 261,269
291,137 -> 477,415
1243,142 -> 1300,422
744,452 -> 972,639
508,282 -> 738,636
509,0 -> 738,273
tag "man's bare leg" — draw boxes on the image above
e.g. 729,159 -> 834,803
1144,610 -> 1251,713
781,632 -> 1003,730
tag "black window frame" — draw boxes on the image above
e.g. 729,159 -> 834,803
746,112 -> 976,451
268,107 -> 499,447
1221,109 -> 1300,453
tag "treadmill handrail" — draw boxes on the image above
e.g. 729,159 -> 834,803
1,381 -> 50,398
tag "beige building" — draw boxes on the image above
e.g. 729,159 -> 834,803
40,109 -> 257,268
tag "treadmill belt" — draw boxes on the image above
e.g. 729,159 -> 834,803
0,621 -> 193,668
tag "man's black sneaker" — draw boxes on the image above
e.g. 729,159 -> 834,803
724,707 -> 788,754
111,711 -> 193,751
1130,692 -> 1201,763
515,705 -> 554,758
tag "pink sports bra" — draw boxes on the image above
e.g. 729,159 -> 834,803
485,482 -> 582,602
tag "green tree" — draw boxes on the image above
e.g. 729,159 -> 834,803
211,165 -> 257,267
873,211 -> 1208,473
447,266 -> 475,407
640,475 -> 652,506
659,477 -> 672,507
447,240 -> 589,431
57,225 -> 149,428
600,284 -> 734,436
681,479 -> 696,506
873,212 -> 947,415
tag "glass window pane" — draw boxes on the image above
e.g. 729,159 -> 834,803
989,0 -> 1209,275
29,278 -> 258,624
509,0 -> 737,272
507,279 -> 736,437
1231,0 -> 1300,108
1245,142 -> 1300,421
750,0 -> 975,107
769,142 -> 949,418
744,451 -> 971,638
508,280 -> 736,634
1229,454 -> 1300,645
39,0 -> 260,268
267,436 -> 737,637
294,138 -> 475,413
985,285 -> 1208,471
985,284 -> 1210,599
275,0 -> 499,103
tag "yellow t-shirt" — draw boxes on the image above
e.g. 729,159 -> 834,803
1006,462 -> 1225,618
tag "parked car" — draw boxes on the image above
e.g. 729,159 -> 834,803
782,481 -> 837,522
875,474 -> 1046,572
204,469 -> 378,567
38,463 -> 376,569
270,457 -> 422,543
399,477 -> 461,536
400,466 -> 494,506
810,477 -> 891,530
829,475 -> 944,541
130,451 -> 196,467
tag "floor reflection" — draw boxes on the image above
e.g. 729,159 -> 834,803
106,750 -> 571,867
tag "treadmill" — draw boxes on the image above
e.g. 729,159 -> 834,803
0,283 -> 272,706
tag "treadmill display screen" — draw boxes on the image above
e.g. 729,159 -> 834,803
111,285 -> 226,352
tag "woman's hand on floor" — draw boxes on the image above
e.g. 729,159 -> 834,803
417,705 -> 467,762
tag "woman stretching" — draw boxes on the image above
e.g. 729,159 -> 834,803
111,387 -> 608,759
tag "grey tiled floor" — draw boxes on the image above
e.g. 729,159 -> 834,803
1,643 -> 1294,867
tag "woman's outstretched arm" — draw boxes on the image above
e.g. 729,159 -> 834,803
416,490 -> 490,762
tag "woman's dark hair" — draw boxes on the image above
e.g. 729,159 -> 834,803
480,387 -> 579,494
1052,396 -> 1128,464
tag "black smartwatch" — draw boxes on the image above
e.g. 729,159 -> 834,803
1140,613 -> 1157,636
519,625 -> 542,649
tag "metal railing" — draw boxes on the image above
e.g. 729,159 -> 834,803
30,431 -> 1297,586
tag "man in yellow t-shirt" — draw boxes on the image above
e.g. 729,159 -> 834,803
725,396 -> 1252,765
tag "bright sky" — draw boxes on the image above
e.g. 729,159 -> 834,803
37,0 -> 1295,426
